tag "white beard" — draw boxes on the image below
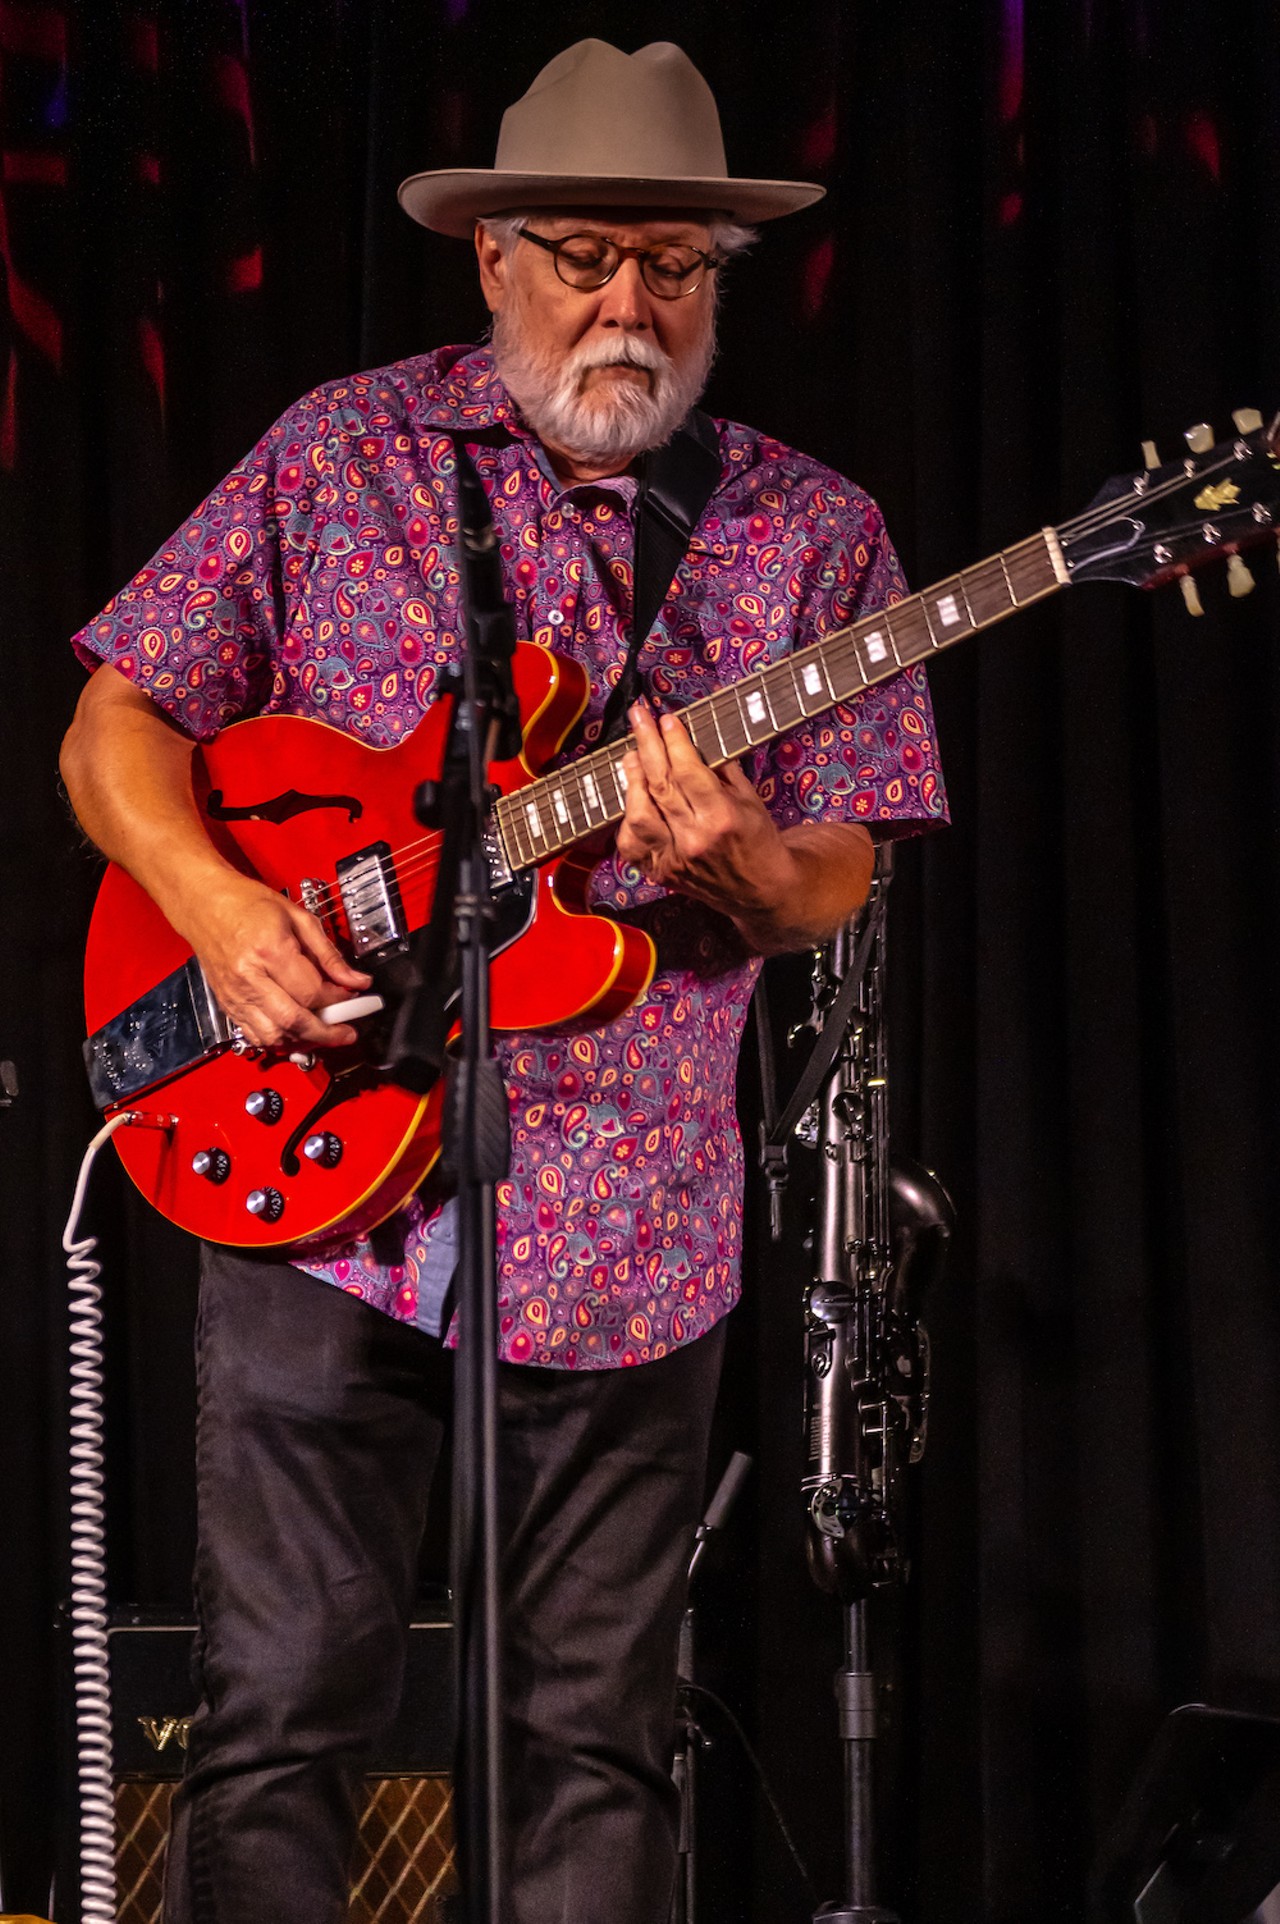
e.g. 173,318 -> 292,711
491,300 -> 716,466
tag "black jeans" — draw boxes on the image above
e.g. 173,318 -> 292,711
163,1246 -> 727,1924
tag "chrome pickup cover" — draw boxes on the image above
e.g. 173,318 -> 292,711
336,841 -> 407,960
84,956 -> 231,1109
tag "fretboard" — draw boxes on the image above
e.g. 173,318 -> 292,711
493,527 -> 1068,873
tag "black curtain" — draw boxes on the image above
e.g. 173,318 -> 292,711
3,2 -> 1279,1918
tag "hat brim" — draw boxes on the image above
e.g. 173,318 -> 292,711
396,169 -> 825,238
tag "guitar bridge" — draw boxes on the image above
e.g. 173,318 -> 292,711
84,956 -> 232,1108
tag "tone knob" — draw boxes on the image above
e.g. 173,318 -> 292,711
191,1148 -> 230,1184
303,1131 -> 343,1169
245,1088 -> 283,1124
245,1187 -> 285,1222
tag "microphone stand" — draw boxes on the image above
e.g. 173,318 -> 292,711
384,441 -> 522,1924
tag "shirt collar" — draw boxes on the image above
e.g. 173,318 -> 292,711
420,344 -> 520,433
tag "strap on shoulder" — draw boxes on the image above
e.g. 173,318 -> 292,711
599,408 -> 722,743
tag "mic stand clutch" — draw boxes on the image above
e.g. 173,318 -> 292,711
383,440 -> 523,1924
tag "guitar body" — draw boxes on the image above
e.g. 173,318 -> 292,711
84,408 -> 1280,1256
83,642 -> 656,1256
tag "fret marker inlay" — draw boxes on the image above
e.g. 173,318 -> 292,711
502,520 -> 1075,881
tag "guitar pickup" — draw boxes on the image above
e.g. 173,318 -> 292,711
336,842 -> 408,960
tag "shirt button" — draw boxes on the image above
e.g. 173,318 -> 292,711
547,609 -> 565,626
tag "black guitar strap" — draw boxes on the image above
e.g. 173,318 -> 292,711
597,406 -> 722,744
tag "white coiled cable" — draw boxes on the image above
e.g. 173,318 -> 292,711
62,1110 -> 134,1924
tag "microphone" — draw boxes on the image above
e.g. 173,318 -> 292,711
688,1450 -> 753,1580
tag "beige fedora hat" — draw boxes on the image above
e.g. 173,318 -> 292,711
397,38 -> 825,238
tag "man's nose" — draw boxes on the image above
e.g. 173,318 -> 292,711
595,256 -> 652,329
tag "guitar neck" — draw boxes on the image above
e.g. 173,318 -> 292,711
493,526 -> 1069,872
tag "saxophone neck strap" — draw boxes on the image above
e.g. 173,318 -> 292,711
754,889 -> 886,1237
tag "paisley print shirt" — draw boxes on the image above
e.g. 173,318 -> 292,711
73,345 -> 947,1368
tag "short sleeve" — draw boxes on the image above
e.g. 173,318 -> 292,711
70,390 -> 327,740
756,491 -> 948,837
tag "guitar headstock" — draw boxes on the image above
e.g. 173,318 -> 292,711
1059,410 -> 1280,597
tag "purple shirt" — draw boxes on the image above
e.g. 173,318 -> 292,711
73,345 -> 947,1368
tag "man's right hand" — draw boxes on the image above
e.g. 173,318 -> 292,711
173,870 -> 373,1052
60,667 -> 372,1051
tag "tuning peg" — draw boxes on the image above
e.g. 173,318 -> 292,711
1141,440 -> 1161,470
1227,553 -> 1255,597
1185,423 -> 1215,455
1232,408 -> 1264,436
1180,574 -> 1205,616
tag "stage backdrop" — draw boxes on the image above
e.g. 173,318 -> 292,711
2,2 -> 1279,1918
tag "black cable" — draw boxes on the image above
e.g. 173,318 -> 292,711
681,1681 -> 818,1903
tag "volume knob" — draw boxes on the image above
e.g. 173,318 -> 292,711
191,1148 -> 230,1184
303,1131 -> 343,1169
245,1088 -> 283,1124
245,1187 -> 285,1222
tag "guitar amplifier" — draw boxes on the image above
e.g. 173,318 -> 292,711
106,1603 -> 458,1924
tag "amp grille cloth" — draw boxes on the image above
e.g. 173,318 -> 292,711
115,1775 -> 458,1922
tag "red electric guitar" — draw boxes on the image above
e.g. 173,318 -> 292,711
84,412 -> 1280,1254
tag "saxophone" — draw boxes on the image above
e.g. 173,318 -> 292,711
801,848 -> 954,1603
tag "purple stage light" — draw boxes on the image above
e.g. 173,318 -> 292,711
999,0 -> 1024,125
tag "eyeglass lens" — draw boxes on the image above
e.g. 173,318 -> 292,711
552,235 -> 709,297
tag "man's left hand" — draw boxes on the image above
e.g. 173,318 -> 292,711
616,700 -> 874,953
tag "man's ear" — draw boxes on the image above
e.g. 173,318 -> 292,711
475,222 -> 507,315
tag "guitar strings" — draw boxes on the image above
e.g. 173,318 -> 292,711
1055,442 -> 1257,542
287,548 -> 1045,913
280,441 -> 1267,923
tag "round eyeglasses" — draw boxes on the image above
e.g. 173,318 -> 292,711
516,227 -> 721,300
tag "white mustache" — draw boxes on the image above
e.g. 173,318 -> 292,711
570,339 -> 671,382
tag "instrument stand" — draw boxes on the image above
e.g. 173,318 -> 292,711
669,1451 -> 752,1924
812,1600 -> 898,1924
671,1606 -> 705,1924
755,853 -> 951,1924
384,442 -> 523,1924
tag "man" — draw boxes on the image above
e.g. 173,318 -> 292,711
61,37 -> 946,1924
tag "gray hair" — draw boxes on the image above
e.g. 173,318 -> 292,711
479,211 -> 757,265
